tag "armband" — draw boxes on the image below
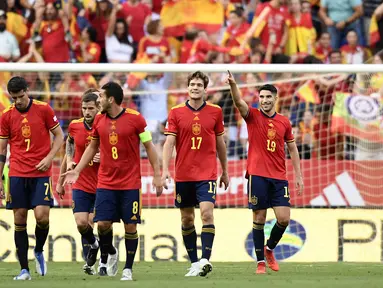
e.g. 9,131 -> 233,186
139,131 -> 152,143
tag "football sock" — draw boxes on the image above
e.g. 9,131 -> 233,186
252,222 -> 265,262
15,224 -> 29,271
78,225 -> 96,259
124,231 -> 138,269
98,226 -> 113,264
182,225 -> 198,263
266,222 -> 288,250
201,224 -> 215,260
35,222 -> 49,253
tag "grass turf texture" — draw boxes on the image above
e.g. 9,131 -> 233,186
0,262 -> 382,288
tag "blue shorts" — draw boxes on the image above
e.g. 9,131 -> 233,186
6,177 -> 53,210
175,180 -> 217,208
93,188 -> 141,224
72,189 -> 96,214
247,175 -> 290,210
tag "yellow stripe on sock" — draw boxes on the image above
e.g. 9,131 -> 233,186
125,232 -> 138,240
201,228 -> 215,234
253,223 -> 265,230
182,227 -> 195,236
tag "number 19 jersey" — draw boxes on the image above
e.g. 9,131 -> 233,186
245,108 -> 294,180
92,109 -> 147,190
164,101 -> 225,182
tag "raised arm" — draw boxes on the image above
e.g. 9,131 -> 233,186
226,70 -> 249,118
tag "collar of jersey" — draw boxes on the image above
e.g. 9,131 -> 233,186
16,98 -> 33,113
83,120 -> 92,131
260,109 -> 276,119
106,108 -> 126,120
186,100 -> 206,111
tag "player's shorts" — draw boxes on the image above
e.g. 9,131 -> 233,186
72,189 -> 96,214
6,177 -> 53,210
93,188 -> 141,224
247,175 -> 290,210
175,180 -> 217,208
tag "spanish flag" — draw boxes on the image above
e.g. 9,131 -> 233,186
369,15 -> 380,46
251,3 -> 271,37
161,0 -> 224,37
285,13 -> 316,56
332,93 -> 383,143
295,80 -> 320,104
0,87 -> 11,114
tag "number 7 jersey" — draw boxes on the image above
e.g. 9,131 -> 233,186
245,108 -> 294,181
164,101 -> 225,182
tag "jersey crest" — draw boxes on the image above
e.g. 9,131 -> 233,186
109,131 -> 118,145
267,127 -> 276,140
21,117 -> 31,138
192,123 -> 201,136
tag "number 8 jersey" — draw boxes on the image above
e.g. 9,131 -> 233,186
0,99 -> 60,177
164,101 -> 225,182
245,108 -> 294,181
92,108 -> 148,190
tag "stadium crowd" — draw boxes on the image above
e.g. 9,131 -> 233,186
0,0 -> 382,161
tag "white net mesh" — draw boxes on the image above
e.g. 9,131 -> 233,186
0,64 -> 382,263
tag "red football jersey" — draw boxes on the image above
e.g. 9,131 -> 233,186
68,118 -> 99,193
92,109 -> 147,190
0,99 -> 60,177
245,108 -> 294,180
164,101 -> 225,182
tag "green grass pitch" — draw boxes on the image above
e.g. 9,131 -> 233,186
0,262 -> 382,288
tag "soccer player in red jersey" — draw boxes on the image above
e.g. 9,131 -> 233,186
56,90 -> 100,275
162,71 -> 229,277
0,76 -> 64,280
63,82 -> 163,281
227,71 -> 303,274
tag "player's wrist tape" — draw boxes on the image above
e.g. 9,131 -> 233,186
0,155 -> 6,163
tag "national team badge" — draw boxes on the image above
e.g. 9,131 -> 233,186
267,128 -> 276,140
21,125 -> 31,138
192,123 -> 201,135
109,132 -> 118,145
251,196 -> 258,205
176,194 -> 182,203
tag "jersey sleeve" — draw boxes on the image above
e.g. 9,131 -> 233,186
284,120 -> 295,143
244,107 -> 257,124
215,109 -> 225,136
91,114 -> 101,140
0,112 -> 10,139
164,109 -> 177,136
136,114 -> 152,143
67,122 -> 74,142
44,105 -> 60,131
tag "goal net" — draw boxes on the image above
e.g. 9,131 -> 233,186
0,63 -> 381,263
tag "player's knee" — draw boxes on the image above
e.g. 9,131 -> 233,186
76,220 -> 89,232
97,221 -> 111,232
36,219 -> 49,228
124,223 -> 137,234
277,218 -> 290,227
254,213 -> 266,224
201,210 -> 214,225
181,214 -> 194,227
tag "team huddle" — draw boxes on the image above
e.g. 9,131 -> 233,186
0,71 -> 303,281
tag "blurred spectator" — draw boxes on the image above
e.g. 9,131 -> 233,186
118,0 -> 151,57
314,32 -> 331,63
137,19 -> 171,63
340,29 -> 370,64
285,0 -> 316,57
291,125 -> 311,159
221,8 -> 250,52
243,0 -> 289,55
179,28 -> 199,63
85,0 -> 112,62
312,105 -> 344,160
363,0 -> 382,45
73,26 -> 101,63
0,9 -> 20,61
368,2 -> 383,52
33,1 -> 70,63
6,0 -> 28,45
105,0 -> 133,63
319,0 -> 363,49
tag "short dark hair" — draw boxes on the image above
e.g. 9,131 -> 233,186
7,76 -> 28,94
258,84 -> 278,96
146,19 -> 160,35
82,92 -> 98,104
329,49 -> 341,57
187,71 -> 209,89
101,82 -> 123,105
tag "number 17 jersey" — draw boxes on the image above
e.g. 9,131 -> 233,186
164,101 -> 225,182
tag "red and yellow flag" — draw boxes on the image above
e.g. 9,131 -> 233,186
369,15 -> 380,46
295,80 -> 320,104
161,0 -> 224,37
